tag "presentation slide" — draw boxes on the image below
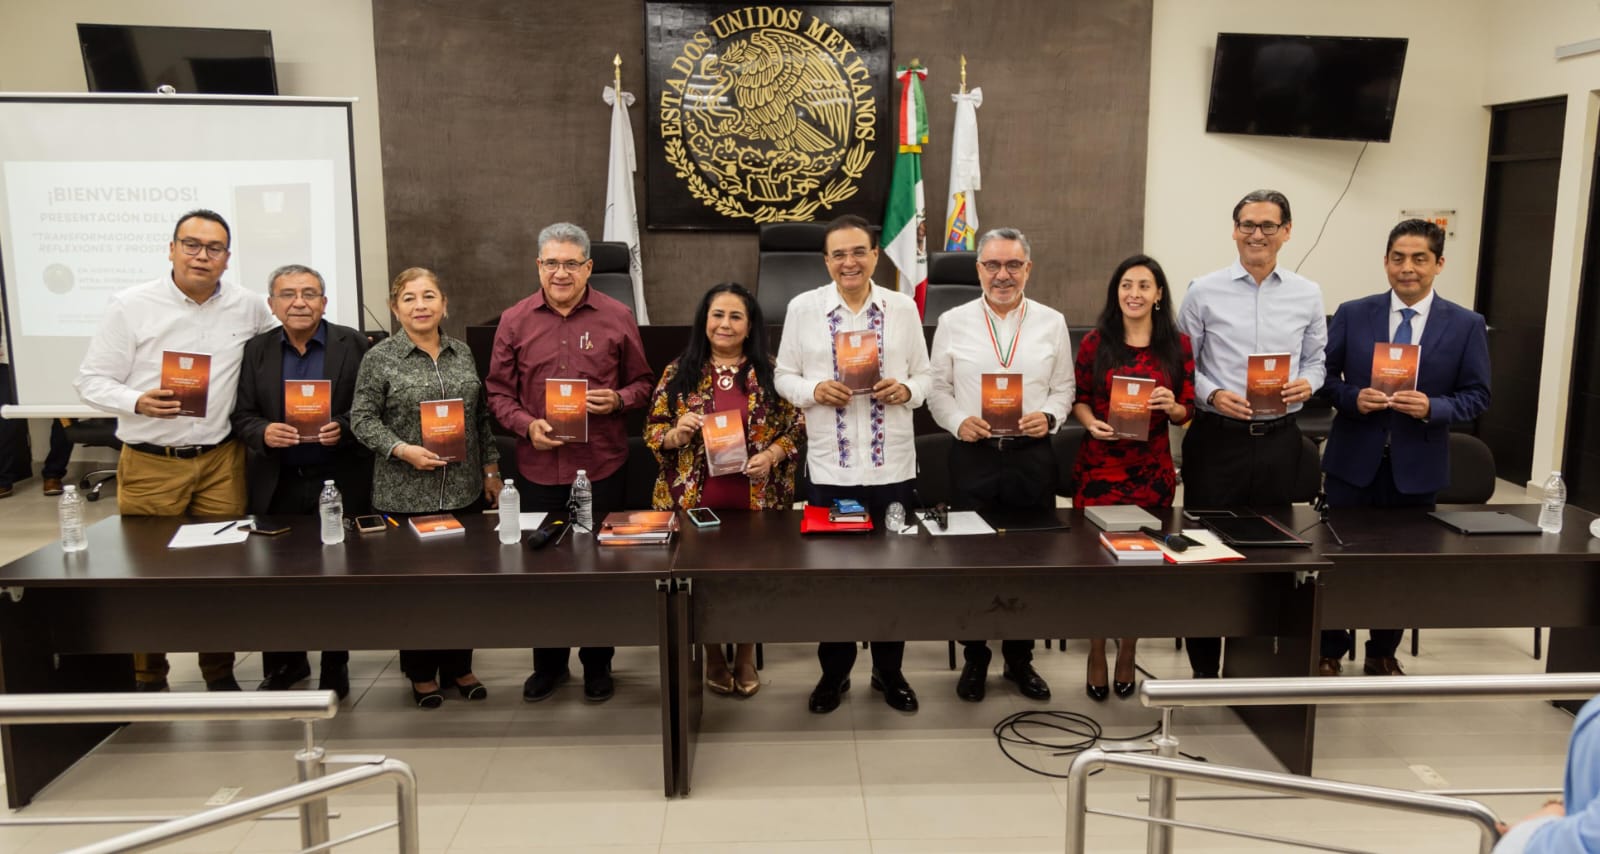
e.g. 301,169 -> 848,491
0,96 -> 362,410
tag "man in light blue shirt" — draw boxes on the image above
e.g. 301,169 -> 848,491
1175,189 -> 1327,678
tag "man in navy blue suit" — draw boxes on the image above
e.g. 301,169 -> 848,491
1317,219 -> 1491,677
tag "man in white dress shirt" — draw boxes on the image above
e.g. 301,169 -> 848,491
775,214 -> 931,715
76,209 -> 279,692
927,227 -> 1073,703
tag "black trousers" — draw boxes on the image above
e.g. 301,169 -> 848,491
809,479 -> 916,681
950,437 -> 1055,669
261,465 -> 358,674
1180,413 -> 1306,677
523,471 -> 628,676
1319,452 -> 1435,660
393,496 -> 488,684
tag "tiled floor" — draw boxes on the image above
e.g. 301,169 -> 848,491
0,469 -> 1574,853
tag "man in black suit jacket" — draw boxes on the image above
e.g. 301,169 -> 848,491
231,264 -> 372,699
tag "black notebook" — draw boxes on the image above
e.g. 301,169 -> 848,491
1429,511 -> 1543,535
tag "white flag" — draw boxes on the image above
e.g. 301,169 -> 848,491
603,84 -> 649,324
944,88 -> 983,250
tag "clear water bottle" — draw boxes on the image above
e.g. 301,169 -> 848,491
1538,471 -> 1566,534
319,479 -> 345,545
59,484 -> 87,553
498,477 -> 521,545
885,501 -> 906,533
571,468 -> 594,534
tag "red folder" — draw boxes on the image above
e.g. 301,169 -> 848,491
800,504 -> 873,534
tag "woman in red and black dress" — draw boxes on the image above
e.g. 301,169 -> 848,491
1072,254 -> 1195,701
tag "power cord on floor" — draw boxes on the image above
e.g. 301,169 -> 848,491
993,711 -> 1208,779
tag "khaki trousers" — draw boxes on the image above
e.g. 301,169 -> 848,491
117,441 -> 247,685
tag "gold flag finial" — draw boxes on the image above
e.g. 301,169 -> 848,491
613,53 -> 622,90
960,55 -> 967,94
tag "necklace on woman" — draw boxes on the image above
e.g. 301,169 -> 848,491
711,357 -> 743,391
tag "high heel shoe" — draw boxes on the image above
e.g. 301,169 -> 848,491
454,679 -> 488,701
1113,680 -> 1135,699
705,670 -> 736,695
734,666 -> 760,698
412,684 -> 444,709
1085,682 -> 1109,702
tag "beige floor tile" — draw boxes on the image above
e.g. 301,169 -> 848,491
863,786 -> 1066,840
452,797 -> 667,848
664,842 -> 872,854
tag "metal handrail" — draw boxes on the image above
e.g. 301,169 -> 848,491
0,690 -> 339,724
1064,749 -> 1501,854
1140,672 -> 1600,708
59,758 -> 419,854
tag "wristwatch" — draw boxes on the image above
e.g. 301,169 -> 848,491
1044,412 -> 1057,432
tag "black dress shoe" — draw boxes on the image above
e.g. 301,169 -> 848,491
257,661 -> 313,691
133,680 -> 169,693
319,664 -> 350,700
870,669 -> 919,712
955,659 -> 987,702
808,675 -> 850,714
1113,680 -> 1136,699
1003,664 -> 1051,701
412,684 -> 444,709
206,676 -> 242,692
583,669 -> 614,703
454,680 -> 488,701
522,669 -> 569,702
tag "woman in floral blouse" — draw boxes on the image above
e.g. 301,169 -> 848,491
645,282 -> 803,698
352,267 -> 500,709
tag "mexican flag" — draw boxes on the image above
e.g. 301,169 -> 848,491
883,63 -> 928,314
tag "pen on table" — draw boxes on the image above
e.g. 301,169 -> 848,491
1140,526 -> 1189,552
383,514 -> 399,527
213,520 -> 238,536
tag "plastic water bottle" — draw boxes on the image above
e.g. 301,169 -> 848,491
59,484 -> 87,553
1539,471 -> 1566,534
498,478 -> 521,545
319,480 -> 345,545
885,501 -> 906,533
572,469 -> 594,534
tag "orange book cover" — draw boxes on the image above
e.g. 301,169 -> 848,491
1370,342 -> 1420,396
408,513 -> 464,538
598,511 -> 680,539
419,398 -> 466,462
1246,352 -> 1291,417
1099,531 -> 1164,562
1107,375 -> 1155,441
833,330 -> 882,394
702,409 -> 749,477
981,372 -> 1023,436
284,380 -> 332,442
546,378 -> 588,442
160,350 -> 211,418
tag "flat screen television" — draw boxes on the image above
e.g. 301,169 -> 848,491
78,23 -> 278,95
1205,33 -> 1407,142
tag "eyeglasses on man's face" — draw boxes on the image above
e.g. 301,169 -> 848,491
979,260 -> 1028,275
273,289 -> 325,302
538,258 -> 591,273
826,247 -> 873,263
1235,221 -> 1282,236
177,238 -> 230,259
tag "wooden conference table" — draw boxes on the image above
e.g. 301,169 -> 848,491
1,503 -> 1597,804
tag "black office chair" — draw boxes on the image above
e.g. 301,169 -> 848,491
755,222 -> 829,322
623,436 -> 658,510
922,285 -> 979,325
62,418 -> 121,501
927,251 -> 979,286
1289,434 -> 1322,504
1407,433 -> 1504,657
1298,395 -> 1336,445
913,432 -> 954,507
587,240 -> 638,316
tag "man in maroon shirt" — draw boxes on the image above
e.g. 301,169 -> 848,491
487,221 -> 653,703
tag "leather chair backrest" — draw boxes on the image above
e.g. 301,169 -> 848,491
1437,432 -> 1496,503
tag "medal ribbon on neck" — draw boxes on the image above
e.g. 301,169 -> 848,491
984,302 -> 1027,369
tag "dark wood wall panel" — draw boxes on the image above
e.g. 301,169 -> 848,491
373,0 -> 1150,332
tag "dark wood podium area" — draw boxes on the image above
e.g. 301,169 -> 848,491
0,514 -> 677,806
669,508 -> 1329,795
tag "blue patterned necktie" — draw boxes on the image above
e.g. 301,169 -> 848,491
1394,307 -> 1417,345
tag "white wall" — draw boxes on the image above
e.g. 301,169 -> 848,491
1146,0 -> 1493,313
0,0 -> 391,328
1481,0 -> 1600,488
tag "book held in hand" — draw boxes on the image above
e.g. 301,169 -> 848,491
546,378 -> 588,442
1107,375 -> 1155,441
833,330 -> 882,394
702,409 -> 749,477
284,380 -> 332,442
1099,531 -> 1165,562
160,350 -> 212,417
409,513 -> 464,538
1370,342 -> 1420,396
1246,352 -> 1291,417
419,398 -> 466,462
981,372 -> 1023,436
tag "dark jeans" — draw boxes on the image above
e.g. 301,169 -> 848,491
949,438 -> 1053,668
808,479 -> 915,681
1320,452 -> 1435,660
522,470 -> 628,677
1180,413 -> 1307,677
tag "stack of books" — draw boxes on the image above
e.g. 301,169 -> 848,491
409,513 -> 464,539
597,511 -> 678,546
828,498 -> 867,523
1098,531 -> 1165,562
